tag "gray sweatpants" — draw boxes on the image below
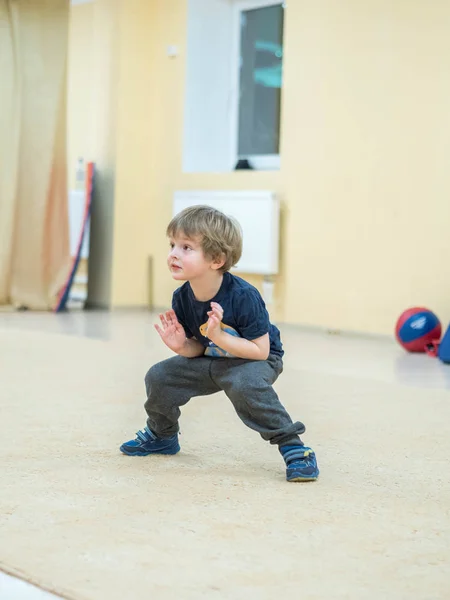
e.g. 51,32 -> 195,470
144,354 -> 305,447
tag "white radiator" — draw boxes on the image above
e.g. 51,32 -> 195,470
173,190 -> 279,275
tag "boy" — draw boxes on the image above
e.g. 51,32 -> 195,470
120,205 -> 319,482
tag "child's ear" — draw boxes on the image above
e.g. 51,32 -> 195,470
211,254 -> 226,271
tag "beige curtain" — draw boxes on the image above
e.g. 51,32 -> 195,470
0,0 -> 70,309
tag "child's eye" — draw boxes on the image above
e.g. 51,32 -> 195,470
183,245 -> 192,251
169,242 -> 175,249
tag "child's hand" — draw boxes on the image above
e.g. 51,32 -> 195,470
206,302 -> 223,342
154,310 -> 187,352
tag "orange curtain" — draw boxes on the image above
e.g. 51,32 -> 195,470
0,0 -> 70,309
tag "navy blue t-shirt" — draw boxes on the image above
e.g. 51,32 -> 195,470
172,272 -> 284,358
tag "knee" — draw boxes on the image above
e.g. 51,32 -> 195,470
144,361 -> 167,391
226,373 -> 272,404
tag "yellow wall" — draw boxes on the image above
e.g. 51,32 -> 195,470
68,0 -> 119,307
97,0 -> 450,334
282,0 -> 450,333
112,0 -> 286,318
67,2 -> 94,189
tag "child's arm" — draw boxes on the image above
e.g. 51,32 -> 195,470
206,303 -> 270,360
211,330 -> 270,360
177,338 -> 206,358
155,310 -> 205,358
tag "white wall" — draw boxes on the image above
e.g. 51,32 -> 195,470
183,0 -> 235,172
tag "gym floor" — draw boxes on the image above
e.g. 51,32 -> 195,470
1,309 -> 449,599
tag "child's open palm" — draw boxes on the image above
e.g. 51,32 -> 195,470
154,310 -> 186,352
206,302 -> 224,341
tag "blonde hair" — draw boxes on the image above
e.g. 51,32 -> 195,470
167,205 -> 243,272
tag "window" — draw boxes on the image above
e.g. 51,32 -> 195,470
233,1 -> 284,170
183,0 -> 285,173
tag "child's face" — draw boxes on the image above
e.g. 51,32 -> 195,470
167,233 -> 221,281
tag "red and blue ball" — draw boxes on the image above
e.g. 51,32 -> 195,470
395,307 -> 441,352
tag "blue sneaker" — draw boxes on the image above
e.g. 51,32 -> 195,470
280,445 -> 319,482
120,426 -> 180,456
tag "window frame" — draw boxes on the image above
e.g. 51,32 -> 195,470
230,0 -> 284,171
